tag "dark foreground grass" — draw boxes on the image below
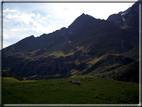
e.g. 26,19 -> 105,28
2,77 -> 139,104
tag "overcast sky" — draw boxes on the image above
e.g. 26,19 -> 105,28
2,0 -> 138,48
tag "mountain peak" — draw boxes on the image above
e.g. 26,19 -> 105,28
79,13 -> 94,19
68,13 -> 95,31
81,13 -> 85,16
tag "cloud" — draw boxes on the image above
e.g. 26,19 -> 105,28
6,14 -> 19,19
3,7 -> 66,34
3,33 -> 11,39
5,12 -> 34,25
3,8 -> 17,13
20,13 -> 34,24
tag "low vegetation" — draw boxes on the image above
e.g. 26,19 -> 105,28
2,77 -> 139,104
113,61 -> 139,83
2,71 -> 23,81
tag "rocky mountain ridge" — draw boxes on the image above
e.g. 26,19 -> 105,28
2,2 -> 139,80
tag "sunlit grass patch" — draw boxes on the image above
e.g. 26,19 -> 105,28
2,77 -> 20,83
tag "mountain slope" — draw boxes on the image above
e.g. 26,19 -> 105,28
2,2 -> 139,80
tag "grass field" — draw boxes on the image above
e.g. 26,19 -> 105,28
2,77 -> 139,104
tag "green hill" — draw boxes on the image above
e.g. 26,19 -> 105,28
2,77 -> 20,83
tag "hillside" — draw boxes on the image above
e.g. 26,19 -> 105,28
2,2 -> 139,80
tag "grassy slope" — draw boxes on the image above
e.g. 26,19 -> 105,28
2,77 -> 20,83
3,37 -> 138,79
2,77 -> 139,104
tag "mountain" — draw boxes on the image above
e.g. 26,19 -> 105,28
107,2 -> 139,32
2,2 -> 139,80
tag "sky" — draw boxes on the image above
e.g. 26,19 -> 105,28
2,0 -> 138,48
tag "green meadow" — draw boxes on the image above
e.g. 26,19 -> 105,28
2,77 -> 139,104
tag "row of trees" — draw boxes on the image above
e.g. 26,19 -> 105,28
2,71 -> 23,81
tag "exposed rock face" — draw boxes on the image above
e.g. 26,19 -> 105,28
107,14 -> 124,27
107,2 -> 139,32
